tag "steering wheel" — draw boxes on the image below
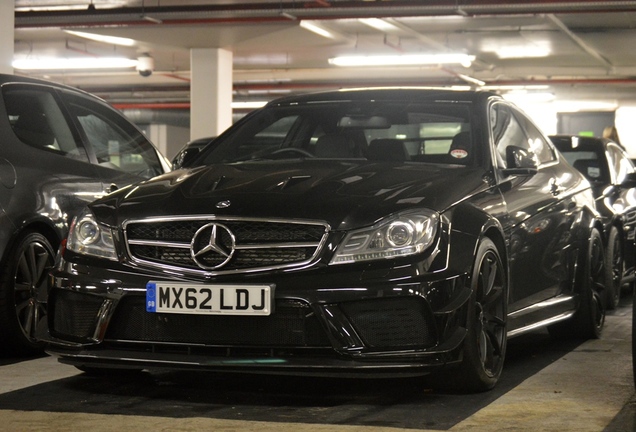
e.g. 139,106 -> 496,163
268,147 -> 314,158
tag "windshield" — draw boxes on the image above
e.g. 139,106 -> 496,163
198,100 -> 474,166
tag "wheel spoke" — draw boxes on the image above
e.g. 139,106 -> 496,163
11,237 -> 55,343
35,248 -> 50,283
18,299 -> 35,335
13,282 -> 31,293
479,257 -> 496,293
484,327 -> 503,357
482,285 -> 502,307
475,250 -> 506,373
484,311 -> 506,327
16,252 -> 32,285
15,297 -> 31,314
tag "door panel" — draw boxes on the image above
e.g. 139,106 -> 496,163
490,102 -> 566,311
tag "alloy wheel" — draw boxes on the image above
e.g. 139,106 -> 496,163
588,231 -> 606,333
13,236 -> 54,343
474,249 -> 506,377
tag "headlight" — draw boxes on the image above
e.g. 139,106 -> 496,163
66,209 -> 117,260
331,209 -> 439,264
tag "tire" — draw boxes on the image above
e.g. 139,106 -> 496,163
549,227 -> 606,339
604,226 -> 623,310
446,238 -> 507,392
0,231 -> 55,354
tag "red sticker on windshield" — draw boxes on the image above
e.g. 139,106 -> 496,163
450,149 -> 468,159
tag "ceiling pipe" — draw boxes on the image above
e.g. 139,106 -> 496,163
15,1 -> 636,29
545,14 -> 614,71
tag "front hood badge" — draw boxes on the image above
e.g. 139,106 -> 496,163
215,200 -> 231,209
191,223 -> 236,270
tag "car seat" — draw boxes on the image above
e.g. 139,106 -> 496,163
367,139 -> 410,162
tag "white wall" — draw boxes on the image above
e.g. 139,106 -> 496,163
516,102 -> 559,136
615,106 -> 636,157
511,98 -> 636,158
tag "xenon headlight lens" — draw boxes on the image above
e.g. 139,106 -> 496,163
67,209 -> 117,260
331,209 -> 439,264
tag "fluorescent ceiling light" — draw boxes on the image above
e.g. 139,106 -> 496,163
359,18 -> 401,32
13,57 -> 138,70
496,46 -> 551,59
481,40 -> 552,59
502,91 -> 556,104
300,21 -> 338,39
329,54 -> 475,67
484,84 -> 550,91
456,74 -> 485,86
245,89 -> 292,95
63,30 -> 136,47
232,101 -> 268,109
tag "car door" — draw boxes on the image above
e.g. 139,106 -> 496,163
605,143 -> 636,269
0,83 -> 105,229
490,102 -> 575,312
605,143 -> 636,225
58,89 -> 167,193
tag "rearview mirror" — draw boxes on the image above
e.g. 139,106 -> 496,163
338,116 -> 390,129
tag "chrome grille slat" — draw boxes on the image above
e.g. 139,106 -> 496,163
123,216 -> 330,275
128,239 -> 191,248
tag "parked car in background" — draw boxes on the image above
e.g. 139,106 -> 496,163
0,73 -> 170,354
550,135 -> 636,309
171,136 -> 216,169
46,88 -> 605,392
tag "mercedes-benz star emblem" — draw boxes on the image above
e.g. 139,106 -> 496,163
216,200 -> 231,209
190,223 -> 236,270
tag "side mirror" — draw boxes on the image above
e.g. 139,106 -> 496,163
502,146 -> 538,176
620,171 -> 636,189
172,147 -> 200,170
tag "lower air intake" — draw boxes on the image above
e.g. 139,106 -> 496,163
340,296 -> 437,349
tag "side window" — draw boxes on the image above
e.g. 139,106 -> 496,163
511,108 -> 556,164
63,92 -> 163,178
3,86 -> 89,162
607,144 -> 635,184
490,103 -> 527,168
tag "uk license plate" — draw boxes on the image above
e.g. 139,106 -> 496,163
145,282 -> 274,315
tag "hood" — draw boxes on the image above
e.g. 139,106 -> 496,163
93,160 -> 489,230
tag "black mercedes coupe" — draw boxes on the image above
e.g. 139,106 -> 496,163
45,88 -> 606,392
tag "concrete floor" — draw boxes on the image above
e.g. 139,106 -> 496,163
0,298 -> 633,432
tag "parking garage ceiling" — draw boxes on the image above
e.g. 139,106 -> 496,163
13,0 -> 636,108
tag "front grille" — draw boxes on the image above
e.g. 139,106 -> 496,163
50,290 -> 104,340
340,297 -> 437,349
124,217 -> 329,274
105,296 -> 332,347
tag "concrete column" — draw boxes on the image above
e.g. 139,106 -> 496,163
0,1 -> 14,74
190,48 -> 233,141
144,123 -> 190,160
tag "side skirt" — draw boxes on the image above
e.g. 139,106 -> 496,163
506,294 -> 577,338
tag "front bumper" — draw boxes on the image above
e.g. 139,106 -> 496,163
45,249 -> 473,376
